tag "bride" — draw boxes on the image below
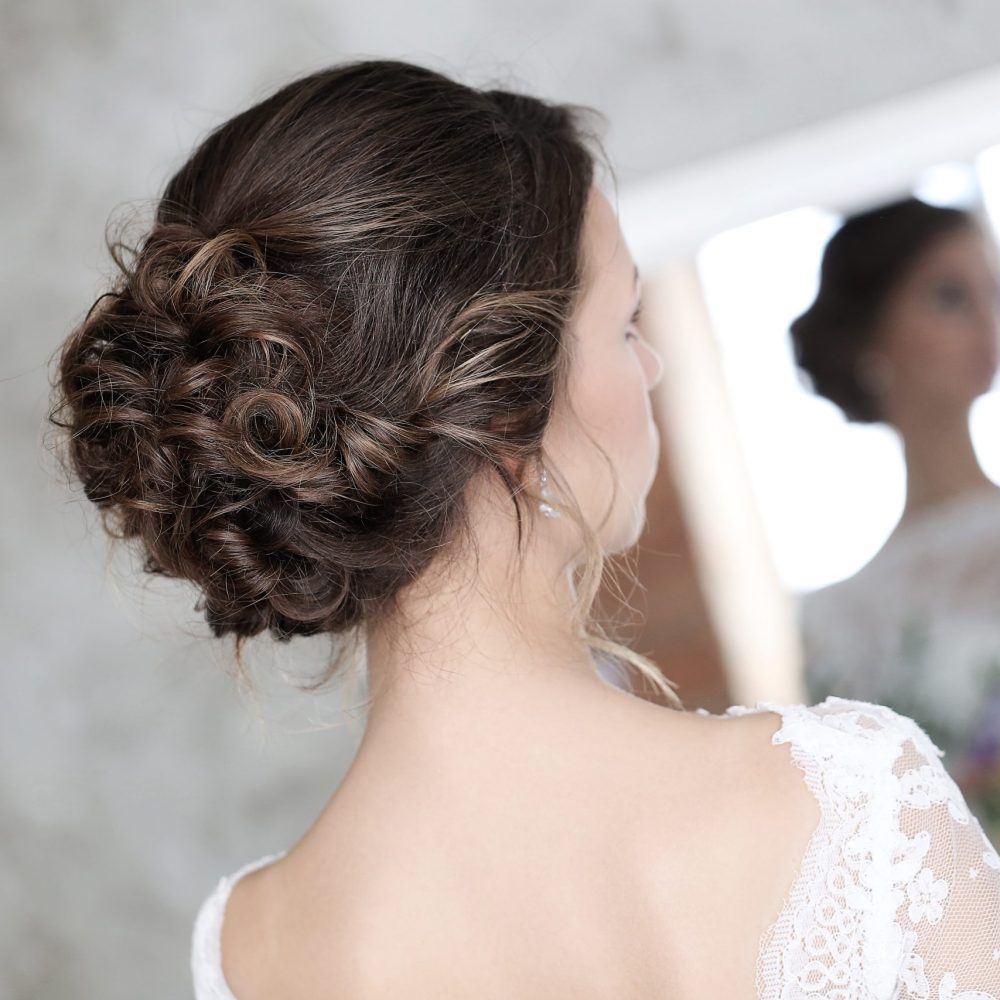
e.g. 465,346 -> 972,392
50,59 -> 1000,999
792,197 -> 1000,846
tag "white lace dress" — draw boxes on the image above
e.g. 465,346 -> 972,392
801,487 -> 1000,844
192,697 -> 1000,999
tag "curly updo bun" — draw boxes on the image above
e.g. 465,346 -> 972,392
50,60 -> 599,657
790,197 -> 974,423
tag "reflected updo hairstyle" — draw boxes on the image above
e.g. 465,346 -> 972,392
50,59 -> 682,705
790,196 -> 974,423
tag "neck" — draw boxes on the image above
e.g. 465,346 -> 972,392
889,400 -> 993,520
355,489 -> 631,764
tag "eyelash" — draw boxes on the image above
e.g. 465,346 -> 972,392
626,303 -> 643,340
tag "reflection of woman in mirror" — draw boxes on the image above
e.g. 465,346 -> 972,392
792,196 -> 1000,837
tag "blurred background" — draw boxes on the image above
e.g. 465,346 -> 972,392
7,1 -> 1000,996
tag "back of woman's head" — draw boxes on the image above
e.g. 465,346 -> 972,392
50,59 -> 598,665
790,196 -> 974,422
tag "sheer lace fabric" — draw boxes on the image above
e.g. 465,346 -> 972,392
192,698 -> 1000,999
707,697 -> 1000,998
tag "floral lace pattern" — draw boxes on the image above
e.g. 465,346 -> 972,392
715,697 -> 1000,998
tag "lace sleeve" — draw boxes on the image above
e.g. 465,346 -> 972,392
890,713 -> 1000,998
729,697 -> 1000,998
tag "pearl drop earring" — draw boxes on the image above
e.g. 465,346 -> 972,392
539,464 -> 562,518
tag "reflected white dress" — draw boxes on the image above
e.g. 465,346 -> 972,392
802,487 -> 1000,844
192,697 -> 1000,999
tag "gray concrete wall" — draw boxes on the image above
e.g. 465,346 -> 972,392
5,2 -> 1000,996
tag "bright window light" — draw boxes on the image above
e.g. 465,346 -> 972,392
695,207 -> 904,595
913,161 -> 980,208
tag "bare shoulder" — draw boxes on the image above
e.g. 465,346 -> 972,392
566,700 -> 823,949
695,707 -> 821,835
693,707 -> 822,910
584,700 -> 825,988
221,844 -> 383,1000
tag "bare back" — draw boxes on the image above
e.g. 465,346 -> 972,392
220,703 -> 820,999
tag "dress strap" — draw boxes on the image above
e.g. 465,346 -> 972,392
191,851 -> 288,1000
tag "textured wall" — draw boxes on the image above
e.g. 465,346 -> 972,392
5,2 -> 1000,997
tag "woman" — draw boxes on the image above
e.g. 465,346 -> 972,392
792,198 -> 1000,842
51,61 -> 1000,999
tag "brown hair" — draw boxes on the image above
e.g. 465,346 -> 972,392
49,59 -> 681,707
790,196 -> 974,423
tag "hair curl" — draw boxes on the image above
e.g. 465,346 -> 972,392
49,59 -> 681,707
790,196 -> 974,423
